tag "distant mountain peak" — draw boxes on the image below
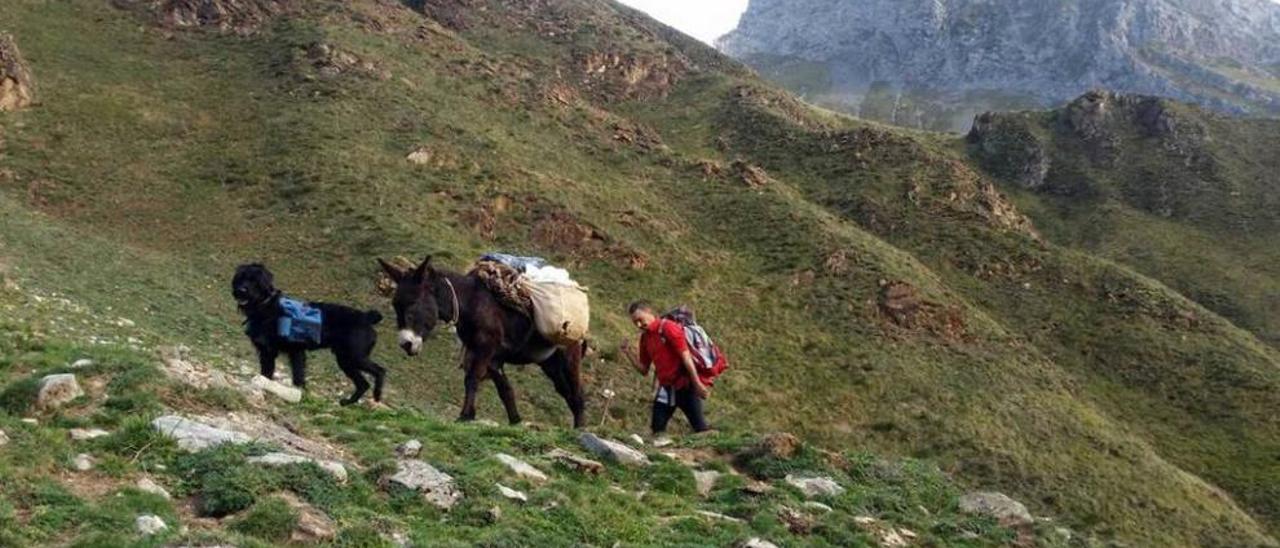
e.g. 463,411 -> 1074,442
719,0 -> 1280,131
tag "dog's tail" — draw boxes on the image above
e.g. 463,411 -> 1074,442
365,310 -> 384,325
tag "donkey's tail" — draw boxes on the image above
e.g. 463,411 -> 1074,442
365,310 -> 384,325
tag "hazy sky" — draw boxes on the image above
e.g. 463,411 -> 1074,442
616,0 -> 750,45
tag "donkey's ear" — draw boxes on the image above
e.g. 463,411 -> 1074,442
378,258 -> 405,282
414,255 -> 434,279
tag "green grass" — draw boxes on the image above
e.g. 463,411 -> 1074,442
0,0 -> 1277,545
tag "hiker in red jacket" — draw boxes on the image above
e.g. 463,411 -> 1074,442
619,300 -> 709,442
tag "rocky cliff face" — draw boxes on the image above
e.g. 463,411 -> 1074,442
719,0 -> 1280,131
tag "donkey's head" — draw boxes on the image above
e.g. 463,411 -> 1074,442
378,256 -> 444,356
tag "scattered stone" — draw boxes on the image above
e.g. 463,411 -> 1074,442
72,453 -> 94,471
69,428 -> 110,441
249,375 -> 302,403
778,506 -> 815,534
0,34 -> 35,112
381,459 -> 462,509
496,484 -> 528,503
0,429 -> 8,447
406,147 -> 434,165
159,347 -> 232,390
36,374 -> 84,410
738,538 -> 779,548
696,510 -> 744,523
879,529 -> 908,547
247,452 -> 348,483
958,491 -> 1033,528
495,453 -> 549,482
546,448 -> 605,474
136,477 -> 171,499
652,436 -> 674,448
70,359 -> 94,369
278,492 -> 337,542
785,474 -> 845,498
20,418 -> 37,425
693,470 -> 721,497
395,439 -> 423,459
628,434 -> 646,446
854,516 -> 878,526
151,415 -> 251,452
741,432 -> 801,460
742,478 -> 774,495
803,501 -> 834,513
135,514 -> 167,536
898,529 -> 918,541
578,432 -> 650,466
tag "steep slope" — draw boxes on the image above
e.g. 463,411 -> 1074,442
0,0 -> 1277,545
718,0 -> 1280,131
968,90 -> 1280,349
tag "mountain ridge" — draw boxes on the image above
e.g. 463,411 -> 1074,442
718,0 -> 1280,131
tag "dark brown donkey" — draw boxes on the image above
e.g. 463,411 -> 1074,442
378,256 -> 586,428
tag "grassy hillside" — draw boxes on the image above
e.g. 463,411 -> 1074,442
1,0 -> 1277,546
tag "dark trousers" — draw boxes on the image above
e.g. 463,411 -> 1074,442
651,385 -> 708,434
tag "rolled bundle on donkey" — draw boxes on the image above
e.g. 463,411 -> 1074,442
378,253 -> 589,428
473,254 -> 590,347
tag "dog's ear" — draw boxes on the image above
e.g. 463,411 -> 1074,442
378,258 -> 405,282
413,255 -> 434,280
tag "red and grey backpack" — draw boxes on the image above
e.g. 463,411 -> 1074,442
661,306 -> 729,386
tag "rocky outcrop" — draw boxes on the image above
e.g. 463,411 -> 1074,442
36,374 -> 84,410
784,474 -> 845,498
381,459 -> 462,509
958,491 -> 1034,528
720,0 -> 1280,131
115,0 -> 288,34
0,34 -> 35,112
578,432 -> 650,466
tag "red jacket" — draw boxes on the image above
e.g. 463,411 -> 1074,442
639,319 -> 691,389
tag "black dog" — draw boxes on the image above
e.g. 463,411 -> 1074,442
231,263 -> 387,406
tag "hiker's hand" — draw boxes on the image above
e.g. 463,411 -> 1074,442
693,381 -> 710,400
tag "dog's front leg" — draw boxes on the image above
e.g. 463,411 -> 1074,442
287,351 -> 307,389
257,345 -> 279,380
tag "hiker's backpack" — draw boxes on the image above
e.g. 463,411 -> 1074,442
662,306 -> 729,385
278,297 -> 323,345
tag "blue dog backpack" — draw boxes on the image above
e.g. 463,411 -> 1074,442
278,297 -> 323,345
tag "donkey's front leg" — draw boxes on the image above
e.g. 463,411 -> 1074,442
458,348 -> 493,422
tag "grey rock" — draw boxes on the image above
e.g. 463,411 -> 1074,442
738,538 -> 779,548
278,492 -> 336,541
693,470 -> 721,497
136,477 -> 171,500
546,448 -> 605,474
958,491 -> 1034,528
496,483 -> 528,502
69,428 -> 110,441
247,452 -> 348,483
697,510 -> 744,523
396,439 -> 423,459
578,432 -> 650,466
0,429 -> 8,447
135,514 -> 167,536
249,375 -> 302,403
70,358 -> 94,369
784,474 -> 845,498
151,415 -> 251,452
382,459 -> 462,509
720,0 -> 1280,132
803,501 -> 834,513
72,453 -> 94,471
495,453 -> 549,482
36,374 -> 84,410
